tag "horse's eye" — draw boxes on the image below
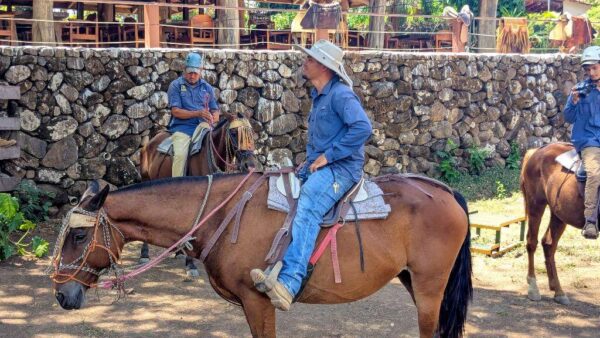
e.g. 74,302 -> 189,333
74,233 -> 86,244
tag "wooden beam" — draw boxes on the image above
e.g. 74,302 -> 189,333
0,117 -> 20,130
216,0 -> 239,48
144,4 -> 161,48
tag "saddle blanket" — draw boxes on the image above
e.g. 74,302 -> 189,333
267,176 -> 391,221
556,149 -> 582,173
157,127 -> 210,156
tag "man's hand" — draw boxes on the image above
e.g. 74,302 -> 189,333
571,88 -> 580,104
309,154 -> 328,173
197,109 -> 213,123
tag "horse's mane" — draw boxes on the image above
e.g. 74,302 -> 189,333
112,173 -> 240,195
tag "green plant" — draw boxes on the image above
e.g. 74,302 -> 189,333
14,181 -> 54,223
436,139 -> 461,183
271,12 -> 295,30
527,11 -> 560,51
498,0 -> 526,17
467,145 -> 491,176
0,193 -> 49,261
347,7 -> 370,30
496,180 -> 507,199
506,142 -> 521,170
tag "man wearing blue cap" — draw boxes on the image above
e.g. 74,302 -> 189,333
167,52 -> 220,177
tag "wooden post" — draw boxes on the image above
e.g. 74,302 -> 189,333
32,0 -> 56,45
77,2 -> 84,20
144,4 -> 161,48
367,0 -> 385,49
216,0 -> 239,48
183,0 -> 189,21
478,0 -> 498,53
451,20 -> 465,53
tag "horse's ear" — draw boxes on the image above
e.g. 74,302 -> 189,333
79,180 -> 100,203
86,185 -> 110,211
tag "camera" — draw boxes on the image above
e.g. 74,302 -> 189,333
575,80 -> 596,99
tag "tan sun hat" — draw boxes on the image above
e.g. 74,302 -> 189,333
295,39 -> 353,88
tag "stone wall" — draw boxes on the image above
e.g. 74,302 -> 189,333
0,47 -> 583,212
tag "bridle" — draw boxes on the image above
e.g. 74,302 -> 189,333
49,207 -> 124,288
208,118 -> 255,173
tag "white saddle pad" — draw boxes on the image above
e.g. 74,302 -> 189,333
555,149 -> 581,173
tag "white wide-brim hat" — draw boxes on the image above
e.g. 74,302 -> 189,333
295,40 -> 353,88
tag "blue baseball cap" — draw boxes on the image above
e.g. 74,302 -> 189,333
185,53 -> 203,73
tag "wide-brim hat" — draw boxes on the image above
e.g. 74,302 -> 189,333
295,40 -> 353,88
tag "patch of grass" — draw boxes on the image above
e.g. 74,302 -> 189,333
448,167 -> 521,201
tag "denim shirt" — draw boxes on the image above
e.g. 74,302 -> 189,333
302,75 -> 372,182
167,77 -> 219,136
564,82 -> 600,152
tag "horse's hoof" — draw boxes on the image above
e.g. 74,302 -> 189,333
554,295 -> 571,305
139,257 -> 150,264
186,268 -> 200,278
527,290 -> 541,301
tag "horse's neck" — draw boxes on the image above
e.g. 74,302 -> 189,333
102,175 -> 248,250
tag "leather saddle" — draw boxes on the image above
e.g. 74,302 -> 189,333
556,149 -> 587,196
157,127 -> 211,157
276,171 -> 368,227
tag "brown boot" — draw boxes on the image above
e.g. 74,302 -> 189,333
582,221 -> 599,239
0,138 -> 16,147
250,262 -> 293,311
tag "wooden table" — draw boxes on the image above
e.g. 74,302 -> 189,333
470,213 -> 527,257
267,30 -> 291,50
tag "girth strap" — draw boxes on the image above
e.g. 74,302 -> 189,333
309,222 -> 344,283
264,173 -> 298,264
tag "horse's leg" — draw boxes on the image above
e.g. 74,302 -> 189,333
411,270 -> 447,337
541,214 -> 570,305
185,256 -> 200,278
525,202 -> 545,301
139,242 -> 150,264
398,270 -> 416,304
240,292 -> 276,338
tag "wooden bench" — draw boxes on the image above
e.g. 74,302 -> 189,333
0,84 -> 21,192
469,212 -> 526,257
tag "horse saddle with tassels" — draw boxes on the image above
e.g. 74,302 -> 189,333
157,123 -> 211,156
556,148 -> 587,196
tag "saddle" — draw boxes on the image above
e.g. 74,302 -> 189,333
269,172 -> 389,226
300,0 -> 342,30
556,149 -> 587,195
157,125 -> 211,157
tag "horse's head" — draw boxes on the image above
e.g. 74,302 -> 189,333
49,181 -> 119,310
223,114 -> 258,172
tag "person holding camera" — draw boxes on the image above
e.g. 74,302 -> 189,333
564,46 -> 600,239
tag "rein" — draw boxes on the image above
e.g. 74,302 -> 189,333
96,168 -> 256,289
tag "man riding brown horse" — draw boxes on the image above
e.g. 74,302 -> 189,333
250,40 -> 372,310
167,52 -> 220,177
563,45 -> 600,239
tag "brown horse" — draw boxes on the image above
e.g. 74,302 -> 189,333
138,115 -> 258,275
51,173 -> 472,337
520,142 -> 586,305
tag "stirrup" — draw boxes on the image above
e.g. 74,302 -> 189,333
251,261 -> 282,293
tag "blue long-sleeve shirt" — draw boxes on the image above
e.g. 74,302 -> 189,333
563,82 -> 600,152
302,75 -> 372,182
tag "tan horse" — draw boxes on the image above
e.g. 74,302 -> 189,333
51,173 -> 472,337
520,142 -> 586,305
138,115 -> 258,274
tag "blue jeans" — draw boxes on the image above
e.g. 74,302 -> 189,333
278,167 -> 355,296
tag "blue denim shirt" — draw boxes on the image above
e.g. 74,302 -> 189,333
564,82 -> 600,152
167,77 -> 219,136
301,75 -> 372,182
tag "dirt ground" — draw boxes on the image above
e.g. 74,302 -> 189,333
1,223 -> 599,338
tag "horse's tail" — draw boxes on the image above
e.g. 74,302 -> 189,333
437,190 -> 473,338
519,147 -> 538,218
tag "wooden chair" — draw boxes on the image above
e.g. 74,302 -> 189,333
0,14 -> 17,46
435,30 -> 453,51
189,14 -> 215,47
69,14 -> 100,48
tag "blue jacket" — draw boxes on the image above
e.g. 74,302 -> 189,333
302,76 -> 372,183
564,81 -> 600,152
167,77 -> 219,136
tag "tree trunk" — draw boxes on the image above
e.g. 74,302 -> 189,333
32,0 -> 56,45
389,0 -> 405,32
478,0 -> 498,52
367,0 -> 385,49
216,0 -> 239,48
